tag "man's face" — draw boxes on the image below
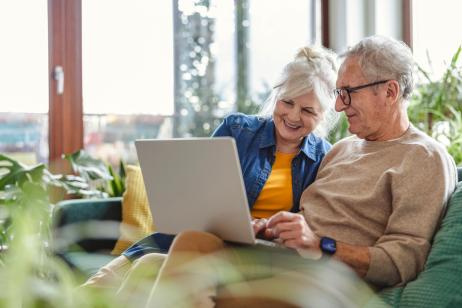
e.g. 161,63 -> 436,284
335,57 -> 389,141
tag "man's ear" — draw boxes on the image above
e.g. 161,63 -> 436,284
386,80 -> 400,103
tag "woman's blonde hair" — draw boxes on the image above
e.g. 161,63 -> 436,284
259,45 -> 339,137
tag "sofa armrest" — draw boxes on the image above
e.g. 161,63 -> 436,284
52,197 -> 122,254
53,197 -> 123,226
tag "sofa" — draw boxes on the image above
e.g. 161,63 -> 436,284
52,168 -> 462,306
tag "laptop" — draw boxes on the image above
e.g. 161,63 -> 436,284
135,137 -> 261,245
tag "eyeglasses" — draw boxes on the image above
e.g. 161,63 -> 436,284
333,80 -> 390,106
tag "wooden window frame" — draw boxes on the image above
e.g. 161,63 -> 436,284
321,0 -> 413,49
48,0 -> 83,173
402,0 -> 413,49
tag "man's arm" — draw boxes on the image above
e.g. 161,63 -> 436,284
266,212 -> 370,277
335,242 -> 370,278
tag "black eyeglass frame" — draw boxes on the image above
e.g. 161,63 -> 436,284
333,80 -> 390,105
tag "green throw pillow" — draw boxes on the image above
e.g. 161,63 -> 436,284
379,182 -> 462,307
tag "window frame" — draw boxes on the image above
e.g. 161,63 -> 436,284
48,0 -> 83,173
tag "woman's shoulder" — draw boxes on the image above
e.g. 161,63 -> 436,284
222,113 -> 268,130
307,133 -> 332,152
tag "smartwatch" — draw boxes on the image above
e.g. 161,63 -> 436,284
320,236 -> 336,256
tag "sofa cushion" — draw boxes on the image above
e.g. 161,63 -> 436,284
111,165 -> 155,255
59,252 -> 117,282
52,197 -> 122,253
378,181 -> 462,307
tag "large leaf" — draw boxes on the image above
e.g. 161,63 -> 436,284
63,150 -> 113,181
0,154 -> 46,191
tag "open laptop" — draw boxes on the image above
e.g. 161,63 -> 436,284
135,137 -> 262,245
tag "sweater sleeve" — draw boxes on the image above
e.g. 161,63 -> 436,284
366,146 -> 456,287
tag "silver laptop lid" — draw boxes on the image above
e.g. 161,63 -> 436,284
135,137 -> 256,244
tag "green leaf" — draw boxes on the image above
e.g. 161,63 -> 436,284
409,46 -> 462,165
63,150 -> 113,181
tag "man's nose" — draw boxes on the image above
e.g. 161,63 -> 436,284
335,96 -> 347,112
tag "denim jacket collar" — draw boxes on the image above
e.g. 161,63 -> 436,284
259,118 -> 318,161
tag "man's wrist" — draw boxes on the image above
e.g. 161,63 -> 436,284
320,236 -> 337,256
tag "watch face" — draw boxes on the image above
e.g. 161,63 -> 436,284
320,237 -> 336,255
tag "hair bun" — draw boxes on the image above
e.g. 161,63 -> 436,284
296,46 -> 337,73
297,47 -> 319,62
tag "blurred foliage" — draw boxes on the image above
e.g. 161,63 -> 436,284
64,150 -> 126,198
0,155 -> 123,307
328,113 -> 350,144
174,0 -> 223,137
0,153 -> 100,249
0,152 -> 126,307
409,47 -> 462,165
173,0 -> 264,137
0,149 -> 126,249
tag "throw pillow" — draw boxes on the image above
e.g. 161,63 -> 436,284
377,181 -> 462,307
111,165 -> 155,255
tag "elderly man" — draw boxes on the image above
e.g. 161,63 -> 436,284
107,36 -> 458,307
264,35 -> 458,288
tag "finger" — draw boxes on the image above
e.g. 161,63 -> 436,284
267,211 -> 300,228
273,221 -> 304,233
264,228 -> 276,240
278,230 -> 304,243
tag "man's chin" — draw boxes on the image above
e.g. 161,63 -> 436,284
348,126 -> 363,139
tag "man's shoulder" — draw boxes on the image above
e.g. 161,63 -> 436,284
404,125 -> 451,157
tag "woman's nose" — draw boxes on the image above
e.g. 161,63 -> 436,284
287,106 -> 301,121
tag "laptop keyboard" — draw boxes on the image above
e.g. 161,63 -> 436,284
255,238 -> 287,249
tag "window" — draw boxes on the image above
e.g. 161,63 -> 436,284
0,1 -> 326,170
82,0 -> 174,164
413,0 -> 462,77
249,0 -> 319,102
0,0 -> 49,164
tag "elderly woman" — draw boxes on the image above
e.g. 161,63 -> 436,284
82,45 -> 339,301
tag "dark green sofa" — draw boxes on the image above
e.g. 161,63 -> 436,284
52,168 -> 462,306
52,197 -> 123,278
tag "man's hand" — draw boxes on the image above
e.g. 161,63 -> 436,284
266,212 -> 320,251
266,213 -> 370,275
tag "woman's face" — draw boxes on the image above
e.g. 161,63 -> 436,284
273,91 -> 323,148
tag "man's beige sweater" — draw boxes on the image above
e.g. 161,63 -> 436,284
301,125 -> 457,287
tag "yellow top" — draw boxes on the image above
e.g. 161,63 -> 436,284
251,151 -> 296,219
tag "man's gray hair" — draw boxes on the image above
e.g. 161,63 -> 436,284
343,35 -> 415,100
259,45 -> 339,138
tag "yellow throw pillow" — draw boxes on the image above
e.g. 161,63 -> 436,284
111,165 -> 155,255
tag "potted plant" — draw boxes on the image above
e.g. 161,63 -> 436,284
409,47 -> 462,165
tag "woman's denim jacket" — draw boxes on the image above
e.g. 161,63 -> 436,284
212,113 -> 331,212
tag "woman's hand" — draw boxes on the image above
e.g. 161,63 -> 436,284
251,218 -> 271,239
266,211 -> 320,251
